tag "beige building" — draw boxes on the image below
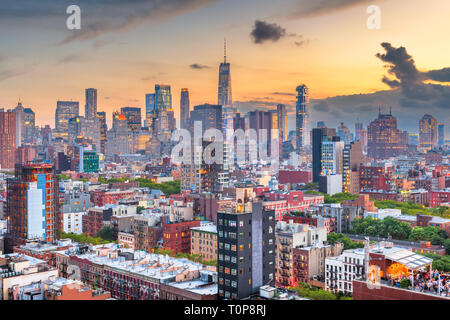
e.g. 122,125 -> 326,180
190,225 -> 217,261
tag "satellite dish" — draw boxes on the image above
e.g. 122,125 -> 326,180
67,264 -> 81,281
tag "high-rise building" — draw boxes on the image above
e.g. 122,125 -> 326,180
180,88 -> 190,130
6,162 -> 58,248
419,114 -> 438,151
438,123 -> 445,146
82,151 -> 100,173
249,110 -> 273,157
295,85 -> 310,150
145,85 -> 175,141
217,200 -> 275,300
85,88 -> 98,119
182,104 -> 227,193
121,107 -> 141,133
145,93 -> 156,128
97,111 -> 107,154
312,127 -> 338,183
321,140 -> 344,176
337,122 -> 352,144
367,110 -> 407,159
218,40 -> 232,108
55,101 -> 79,142
107,111 -> 132,156
0,109 -> 16,170
342,141 -> 364,194
13,100 -> 25,147
355,122 -> 367,153
23,108 -> 35,143
277,104 -> 287,142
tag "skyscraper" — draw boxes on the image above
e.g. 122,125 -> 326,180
419,114 -> 438,151
438,123 -> 445,146
85,88 -> 98,119
277,104 -> 287,142
107,111 -> 133,156
0,109 -> 16,170
121,107 -> 142,133
6,162 -> 58,248
218,40 -> 232,108
55,101 -> 79,142
355,121 -> 367,153
249,110 -> 273,157
342,141 -> 364,194
295,85 -> 310,150
180,88 -> 190,129
367,110 -> 407,159
23,108 -> 35,143
145,93 -> 156,128
146,84 -> 176,141
337,122 -> 351,144
13,100 -> 24,147
97,111 -> 107,154
312,127 -> 338,183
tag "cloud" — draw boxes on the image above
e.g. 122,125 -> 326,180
307,42 -> 450,133
2,0 -> 219,45
250,20 -> 287,44
288,0 -> 378,19
294,40 -> 310,47
190,63 -> 210,70
273,92 -> 296,96
424,68 -> 450,83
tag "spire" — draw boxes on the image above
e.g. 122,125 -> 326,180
224,37 -> 227,63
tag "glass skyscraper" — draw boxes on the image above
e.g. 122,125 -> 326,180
85,88 -> 97,119
295,84 -> 310,150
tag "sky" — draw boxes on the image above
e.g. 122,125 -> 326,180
0,0 -> 449,136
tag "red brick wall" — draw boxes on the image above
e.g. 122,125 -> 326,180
353,280 -> 448,300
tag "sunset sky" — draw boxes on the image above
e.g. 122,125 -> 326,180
0,0 -> 449,135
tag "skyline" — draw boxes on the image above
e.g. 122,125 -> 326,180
0,0 -> 449,135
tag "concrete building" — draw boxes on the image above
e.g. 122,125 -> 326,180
191,224 -> 217,262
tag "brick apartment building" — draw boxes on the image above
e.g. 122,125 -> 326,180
162,220 -> 201,254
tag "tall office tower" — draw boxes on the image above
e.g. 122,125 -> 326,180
151,84 -> 175,141
355,122 -> 368,152
217,200 -> 276,300
337,122 -> 351,144
233,113 -> 246,132
85,88 -> 98,119
55,101 -> 79,142
180,88 -> 190,129
277,104 -> 287,142
13,100 -> 25,147
295,84 -> 310,150
312,127 -> 338,183
79,117 -> 101,152
218,40 -> 232,108
6,162 -> 58,249
317,121 -> 326,128
438,123 -> 445,146
0,109 -> 16,170
121,107 -> 142,133
183,104 -> 227,192
68,116 -> 82,144
419,114 -> 438,151
97,112 -> 107,154
342,141 -> 364,194
23,108 -> 35,143
145,93 -> 156,129
321,140 -> 345,176
249,110 -> 273,158
107,111 -> 132,157
367,110 -> 407,160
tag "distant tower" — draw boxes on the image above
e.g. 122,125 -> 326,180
180,88 -> 190,129
85,88 -> 98,119
218,39 -> 232,108
295,84 -> 310,150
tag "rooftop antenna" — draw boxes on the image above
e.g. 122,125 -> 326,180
389,106 -> 392,115
224,38 -> 227,63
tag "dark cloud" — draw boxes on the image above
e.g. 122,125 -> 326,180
424,68 -> 450,82
190,63 -> 210,70
289,0 -> 376,19
294,40 -> 309,47
250,20 -> 287,44
313,101 -> 330,112
273,92 -> 296,96
0,1 -> 218,45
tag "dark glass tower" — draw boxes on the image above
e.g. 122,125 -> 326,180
295,85 -> 309,150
